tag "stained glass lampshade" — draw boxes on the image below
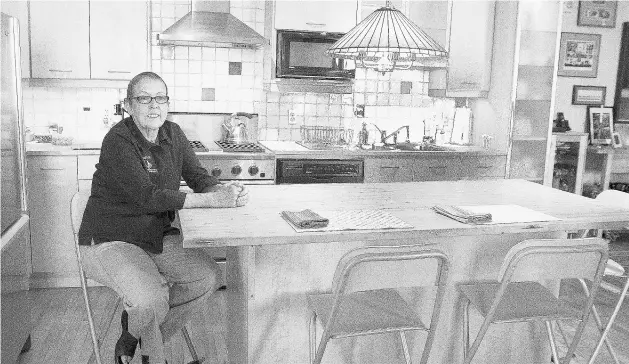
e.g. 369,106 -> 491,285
326,3 -> 448,74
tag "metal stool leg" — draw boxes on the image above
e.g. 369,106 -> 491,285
587,276 -> 629,364
309,313 -> 317,364
181,325 -> 205,364
398,331 -> 412,364
545,321 -> 561,364
578,278 -> 622,364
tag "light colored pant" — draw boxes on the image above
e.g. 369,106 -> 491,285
79,233 -> 221,364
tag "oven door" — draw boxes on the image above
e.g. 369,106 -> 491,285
276,159 -> 364,184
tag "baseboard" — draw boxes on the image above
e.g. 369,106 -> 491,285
29,272 -> 104,289
29,260 -> 226,289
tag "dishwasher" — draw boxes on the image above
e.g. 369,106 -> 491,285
276,159 -> 364,184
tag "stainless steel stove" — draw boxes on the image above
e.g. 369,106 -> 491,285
170,112 -> 275,184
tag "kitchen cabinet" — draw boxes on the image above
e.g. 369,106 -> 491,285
90,1 -> 149,80
27,155 -> 79,288
29,0 -> 149,80
428,0 -> 496,98
507,1 -> 562,184
30,1 -> 90,79
582,147 -> 614,198
461,155 -> 507,180
78,154 -> 99,192
364,158 -> 414,183
413,156 -> 462,181
544,133 -> 588,195
275,0 -> 358,33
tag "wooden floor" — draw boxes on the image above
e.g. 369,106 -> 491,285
13,241 -> 629,364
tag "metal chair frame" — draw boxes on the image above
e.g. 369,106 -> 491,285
71,192 -> 203,364
307,245 -> 450,364
575,189 -> 629,364
458,238 -> 609,364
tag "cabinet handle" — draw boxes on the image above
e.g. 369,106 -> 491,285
49,69 -> 72,73
306,22 -> 326,27
477,165 -> 492,169
380,166 -> 400,169
39,167 -> 65,171
108,70 -> 131,74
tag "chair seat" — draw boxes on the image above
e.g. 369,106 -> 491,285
605,258 -> 626,277
307,289 -> 427,338
458,281 -> 581,323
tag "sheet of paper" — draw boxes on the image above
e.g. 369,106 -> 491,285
457,204 -> 561,224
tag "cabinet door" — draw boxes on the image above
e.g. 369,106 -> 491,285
461,155 -> 507,180
412,156 -> 462,181
90,1 -> 149,80
30,1 -> 90,79
428,1 -> 495,97
26,156 -> 78,282
364,158 -> 413,183
275,0 -> 358,32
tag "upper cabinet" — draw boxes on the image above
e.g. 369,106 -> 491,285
428,0 -> 496,98
90,1 -> 149,80
275,0 -> 358,33
30,1 -> 91,79
29,0 -> 149,80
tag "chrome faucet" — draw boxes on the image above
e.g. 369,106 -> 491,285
371,124 -> 410,145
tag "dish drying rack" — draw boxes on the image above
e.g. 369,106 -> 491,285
298,126 -> 354,149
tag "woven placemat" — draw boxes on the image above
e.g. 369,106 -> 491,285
282,209 -> 413,232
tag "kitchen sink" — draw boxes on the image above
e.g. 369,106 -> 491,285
366,143 -> 456,152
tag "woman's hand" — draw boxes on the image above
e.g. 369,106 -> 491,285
184,182 -> 249,208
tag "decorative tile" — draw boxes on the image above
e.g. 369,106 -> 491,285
400,81 -> 412,94
161,46 -> 175,60
174,46 -> 188,60
229,62 -> 242,75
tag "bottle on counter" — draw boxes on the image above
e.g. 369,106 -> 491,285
358,122 -> 369,146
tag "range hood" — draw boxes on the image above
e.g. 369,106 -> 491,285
158,0 -> 266,48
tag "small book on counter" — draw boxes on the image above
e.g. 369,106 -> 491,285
432,205 -> 493,225
281,209 -> 329,229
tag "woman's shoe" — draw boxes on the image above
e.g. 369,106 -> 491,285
115,311 -> 138,364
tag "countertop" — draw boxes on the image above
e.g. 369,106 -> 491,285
27,141 -> 507,158
179,179 -> 629,248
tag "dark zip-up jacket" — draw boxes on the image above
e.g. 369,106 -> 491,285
78,117 -> 219,253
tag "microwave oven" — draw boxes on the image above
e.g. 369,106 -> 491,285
276,30 -> 355,80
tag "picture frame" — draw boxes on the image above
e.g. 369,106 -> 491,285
588,106 -> 614,145
572,85 -> 606,105
577,1 -> 617,28
557,32 -> 601,78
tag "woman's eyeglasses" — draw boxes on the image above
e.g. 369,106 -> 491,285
132,95 -> 169,104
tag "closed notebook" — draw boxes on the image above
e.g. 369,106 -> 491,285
432,205 -> 492,224
281,209 -> 330,229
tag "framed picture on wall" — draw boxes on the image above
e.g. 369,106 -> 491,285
589,106 -> 614,145
557,32 -> 601,78
572,85 -> 606,105
578,1 -> 617,28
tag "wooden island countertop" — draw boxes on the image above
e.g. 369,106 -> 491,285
179,179 -> 629,364
180,179 -> 629,248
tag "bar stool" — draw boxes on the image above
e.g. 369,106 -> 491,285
576,190 -> 629,364
457,238 -> 609,364
70,192 -> 204,364
307,244 -> 450,364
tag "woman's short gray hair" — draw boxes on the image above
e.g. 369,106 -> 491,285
126,72 -> 169,100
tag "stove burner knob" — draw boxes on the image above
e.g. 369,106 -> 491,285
231,165 -> 242,176
248,165 -> 259,176
211,167 -> 222,177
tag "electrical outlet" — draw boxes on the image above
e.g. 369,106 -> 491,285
288,109 -> 296,125
354,104 -> 365,118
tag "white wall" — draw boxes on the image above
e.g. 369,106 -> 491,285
554,1 -> 629,133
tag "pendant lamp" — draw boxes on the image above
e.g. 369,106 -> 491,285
327,1 -> 448,74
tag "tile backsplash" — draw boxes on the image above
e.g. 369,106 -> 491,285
23,0 -> 454,145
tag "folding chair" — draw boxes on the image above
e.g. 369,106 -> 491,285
307,245 -> 450,364
71,192 -> 204,364
457,238 -> 609,364
575,190 -> 629,364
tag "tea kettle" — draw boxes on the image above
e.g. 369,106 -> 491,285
222,112 -> 253,144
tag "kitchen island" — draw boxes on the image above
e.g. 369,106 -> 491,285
180,180 -> 629,364
180,179 -> 629,364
